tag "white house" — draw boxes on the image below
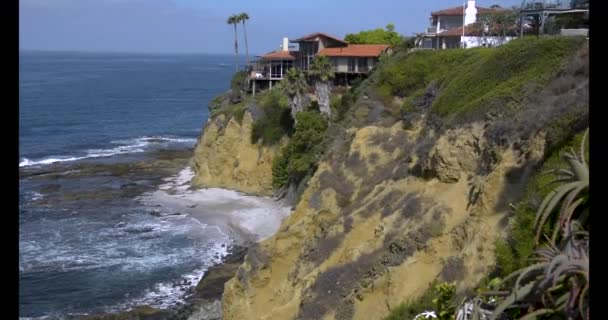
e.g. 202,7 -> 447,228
416,1 -> 517,49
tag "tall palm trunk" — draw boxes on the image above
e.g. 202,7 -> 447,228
233,23 -> 239,72
315,81 -> 331,117
242,21 -> 249,67
290,94 -> 303,122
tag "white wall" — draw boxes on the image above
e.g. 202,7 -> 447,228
462,36 -> 516,48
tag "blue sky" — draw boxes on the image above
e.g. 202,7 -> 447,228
20,0 -> 523,54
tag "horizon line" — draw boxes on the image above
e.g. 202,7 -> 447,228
19,48 -> 261,56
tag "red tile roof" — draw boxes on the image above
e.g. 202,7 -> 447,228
260,50 -> 298,60
293,32 -> 348,45
431,6 -> 498,16
318,44 -> 390,57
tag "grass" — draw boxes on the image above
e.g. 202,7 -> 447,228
374,36 -> 586,122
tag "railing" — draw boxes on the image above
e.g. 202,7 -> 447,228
427,26 -> 438,34
247,61 -> 289,80
521,0 -> 571,10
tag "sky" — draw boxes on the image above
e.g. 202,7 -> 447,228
19,0 -> 523,55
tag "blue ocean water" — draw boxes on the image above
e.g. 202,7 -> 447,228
20,51 -> 235,164
19,51 -> 240,319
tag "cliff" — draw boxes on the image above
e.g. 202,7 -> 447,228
193,37 -> 588,320
191,111 -> 283,196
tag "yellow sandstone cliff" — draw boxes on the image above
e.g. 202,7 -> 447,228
191,112 -> 283,196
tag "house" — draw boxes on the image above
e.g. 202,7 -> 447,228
293,32 -> 391,84
416,0 -> 516,49
249,32 -> 392,93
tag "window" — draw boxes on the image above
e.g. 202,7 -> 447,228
348,58 -> 356,72
357,58 -> 368,72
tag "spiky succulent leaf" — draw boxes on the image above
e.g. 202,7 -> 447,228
535,181 -> 585,243
491,282 -> 537,320
519,308 -> 554,320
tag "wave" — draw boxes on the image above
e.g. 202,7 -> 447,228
19,136 -> 197,168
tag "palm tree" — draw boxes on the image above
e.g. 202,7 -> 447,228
282,68 -> 308,121
227,14 -> 240,72
308,55 -> 335,117
237,12 -> 250,68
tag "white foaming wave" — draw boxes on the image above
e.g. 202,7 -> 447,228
111,135 -> 197,146
112,239 -> 230,312
19,135 -> 197,167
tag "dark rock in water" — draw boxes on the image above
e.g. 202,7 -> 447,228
39,184 -> 61,193
120,183 -> 138,189
68,305 -> 172,320
149,210 -> 162,217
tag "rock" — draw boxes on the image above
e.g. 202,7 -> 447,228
190,112 -> 284,196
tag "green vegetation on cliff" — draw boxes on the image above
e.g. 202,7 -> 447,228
375,36 -> 586,122
251,89 -> 294,145
494,130 -> 589,275
272,111 -> 328,189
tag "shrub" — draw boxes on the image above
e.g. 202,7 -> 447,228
272,111 -> 328,188
251,89 -> 293,145
229,71 -> 248,103
494,130 -> 588,276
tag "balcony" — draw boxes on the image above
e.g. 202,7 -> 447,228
426,26 -> 439,35
248,60 -> 293,81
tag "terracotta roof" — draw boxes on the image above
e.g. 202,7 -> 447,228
431,6 -> 498,16
260,50 -> 298,60
318,44 -> 390,57
292,32 -> 348,45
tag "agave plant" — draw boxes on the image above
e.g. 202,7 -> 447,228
534,128 -> 588,244
489,129 -> 589,320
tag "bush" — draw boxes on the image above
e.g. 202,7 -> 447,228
272,111 -> 328,188
330,90 -> 357,122
383,281 -> 456,320
230,71 -> 248,103
251,89 -> 293,145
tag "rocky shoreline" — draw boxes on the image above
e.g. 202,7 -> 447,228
70,244 -> 250,320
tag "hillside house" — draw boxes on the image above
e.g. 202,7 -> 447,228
416,0 -> 516,49
249,32 -> 392,93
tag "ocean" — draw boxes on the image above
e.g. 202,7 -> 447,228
19,51 -> 288,319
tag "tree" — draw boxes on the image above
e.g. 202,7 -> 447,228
473,9 -> 520,36
308,55 -> 335,118
282,68 -> 309,121
344,24 -> 403,45
238,12 -> 250,68
227,15 -> 240,72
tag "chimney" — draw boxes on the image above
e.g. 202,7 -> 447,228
465,0 -> 477,25
283,37 -> 289,51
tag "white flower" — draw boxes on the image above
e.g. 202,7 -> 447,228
414,311 -> 437,319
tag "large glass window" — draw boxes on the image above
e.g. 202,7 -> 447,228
357,58 -> 368,72
348,58 -> 356,72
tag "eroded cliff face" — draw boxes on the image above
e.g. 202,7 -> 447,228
221,118 -> 547,320
191,112 -> 283,196
220,42 -> 588,320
